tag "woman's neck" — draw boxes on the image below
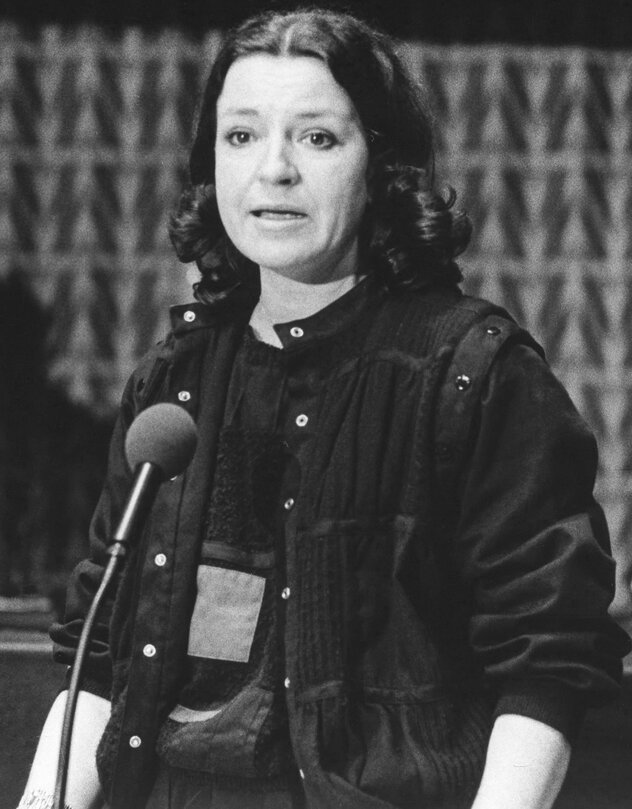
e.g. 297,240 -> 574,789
250,267 -> 361,347
259,266 -> 359,321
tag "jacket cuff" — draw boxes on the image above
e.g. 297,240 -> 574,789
493,678 -> 585,742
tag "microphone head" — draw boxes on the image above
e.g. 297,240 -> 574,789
125,403 -> 198,479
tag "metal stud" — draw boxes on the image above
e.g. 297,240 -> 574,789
455,374 -> 472,391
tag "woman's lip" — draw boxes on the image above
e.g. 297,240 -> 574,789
252,210 -> 307,220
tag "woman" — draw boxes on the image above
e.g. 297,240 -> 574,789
20,8 -> 630,809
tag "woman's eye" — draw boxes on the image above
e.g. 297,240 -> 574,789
226,131 -> 252,146
304,131 -> 337,149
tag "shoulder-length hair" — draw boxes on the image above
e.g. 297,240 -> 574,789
169,7 -> 471,305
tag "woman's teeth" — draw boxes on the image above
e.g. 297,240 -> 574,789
255,211 -> 304,219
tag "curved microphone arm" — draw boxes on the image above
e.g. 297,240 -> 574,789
53,542 -> 126,809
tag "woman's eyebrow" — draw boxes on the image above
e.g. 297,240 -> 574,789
219,107 -> 259,117
294,109 -> 350,120
219,107 -> 349,120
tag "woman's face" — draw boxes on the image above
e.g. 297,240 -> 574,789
214,54 -> 370,283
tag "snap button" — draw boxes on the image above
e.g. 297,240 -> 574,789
284,677 -> 291,688
295,414 -> 308,427
178,391 -> 191,402
290,326 -> 304,338
284,498 -> 295,511
486,325 -> 501,336
143,644 -> 156,658
183,310 -> 196,323
154,553 -> 167,567
129,735 -> 142,748
281,587 -> 291,600
455,374 -> 472,391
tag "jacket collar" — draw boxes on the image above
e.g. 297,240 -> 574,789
169,278 -> 260,336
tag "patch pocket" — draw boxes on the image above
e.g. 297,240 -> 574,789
187,566 -> 266,663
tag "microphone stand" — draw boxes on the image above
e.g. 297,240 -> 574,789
53,462 -> 160,809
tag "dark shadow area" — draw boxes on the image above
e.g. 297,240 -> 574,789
555,679 -> 632,808
0,272 -> 112,610
1,0 -> 632,47
0,651 -> 62,809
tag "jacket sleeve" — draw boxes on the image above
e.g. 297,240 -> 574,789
453,342 -> 631,741
49,349 -> 161,698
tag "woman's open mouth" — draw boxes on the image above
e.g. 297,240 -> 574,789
252,209 -> 307,220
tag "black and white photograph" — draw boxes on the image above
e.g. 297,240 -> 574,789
2,2 -> 632,808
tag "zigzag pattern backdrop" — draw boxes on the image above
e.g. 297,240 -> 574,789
2,24 -> 632,624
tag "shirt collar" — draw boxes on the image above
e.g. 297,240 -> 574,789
169,270 -> 386,344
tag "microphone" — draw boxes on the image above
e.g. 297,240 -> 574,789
55,403 -> 197,809
111,403 -> 198,547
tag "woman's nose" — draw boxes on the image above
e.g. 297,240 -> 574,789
257,138 -> 299,185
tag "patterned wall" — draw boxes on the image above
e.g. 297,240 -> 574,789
1,24 -> 631,631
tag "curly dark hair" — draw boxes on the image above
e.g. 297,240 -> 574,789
169,7 -> 471,304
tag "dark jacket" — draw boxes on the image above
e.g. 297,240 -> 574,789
51,281 -> 629,809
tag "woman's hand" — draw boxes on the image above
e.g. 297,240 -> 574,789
19,690 -> 110,809
471,713 -> 571,809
